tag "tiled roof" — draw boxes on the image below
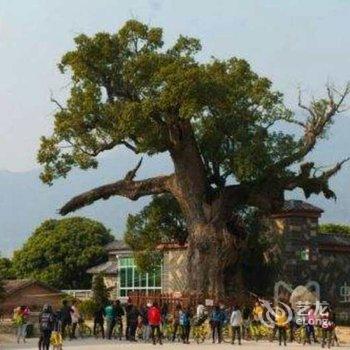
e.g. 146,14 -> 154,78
104,240 -> 130,252
4,279 -> 33,294
282,200 -> 324,213
3,279 -> 60,295
87,261 -> 118,275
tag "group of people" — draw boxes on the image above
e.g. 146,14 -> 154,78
13,299 -> 81,350
250,300 -> 339,348
13,297 -> 339,349
91,298 -> 244,345
94,300 -> 167,345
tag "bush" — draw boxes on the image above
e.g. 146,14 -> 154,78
78,299 -> 98,320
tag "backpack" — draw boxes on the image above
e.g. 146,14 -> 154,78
180,311 -> 190,326
40,312 -> 53,331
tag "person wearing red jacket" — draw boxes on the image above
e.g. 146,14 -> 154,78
148,302 -> 162,345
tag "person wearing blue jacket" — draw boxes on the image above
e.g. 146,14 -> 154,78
210,305 -> 226,343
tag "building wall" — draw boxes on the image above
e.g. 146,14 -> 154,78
104,275 -> 118,299
162,249 -> 187,293
270,214 -> 350,322
270,215 -> 319,284
1,284 -> 62,315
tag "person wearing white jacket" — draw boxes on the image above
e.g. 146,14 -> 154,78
230,305 -> 243,345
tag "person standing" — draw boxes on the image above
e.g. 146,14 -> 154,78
275,306 -> 287,346
14,305 -> 30,344
127,304 -> 140,341
105,301 -> 116,340
60,300 -> 73,340
148,302 -> 162,345
38,304 -> 54,350
93,304 -> 105,338
320,306 -> 333,349
125,298 -> 133,340
306,305 -> 318,343
172,303 -> 182,342
141,303 -> 152,342
252,301 -> 264,341
210,305 -> 225,343
230,305 -> 243,345
70,300 -> 80,339
179,306 -> 191,344
114,300 -> 125,340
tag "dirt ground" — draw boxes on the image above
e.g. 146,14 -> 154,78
1,339 -> 350,350
1,337 -> 350,350
1,327 -> 350,350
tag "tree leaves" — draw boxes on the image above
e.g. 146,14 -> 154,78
12,217 -> 114,289
124,194 -> 187,272
39,19 -> 349,217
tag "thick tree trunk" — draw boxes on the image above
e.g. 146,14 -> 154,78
169,121 -> 240,297
186,222 -> 238,298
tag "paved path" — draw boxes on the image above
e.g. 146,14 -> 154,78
1,338 -> 350,350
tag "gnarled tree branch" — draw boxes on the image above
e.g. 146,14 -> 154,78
59,173 -> 174,215
278,83 -> 350,168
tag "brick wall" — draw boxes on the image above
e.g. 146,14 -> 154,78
162,249 -> 187,293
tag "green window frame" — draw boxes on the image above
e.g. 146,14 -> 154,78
118,257 -> 162,296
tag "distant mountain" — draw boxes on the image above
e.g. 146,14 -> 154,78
0,151 -> 172,256
0,150 -> 349,256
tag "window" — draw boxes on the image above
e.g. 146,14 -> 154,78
118,257 -> 162,296
296,247 -> 310,261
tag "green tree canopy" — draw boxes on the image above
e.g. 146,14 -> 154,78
125,194 -> 187,271
319,223 -> 350,234
38,20 -> 350,295
0,257 -> 14,279
12,217 -> 113,289
0,277 -> 4,302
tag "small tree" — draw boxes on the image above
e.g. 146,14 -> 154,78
92,274 -> 109,307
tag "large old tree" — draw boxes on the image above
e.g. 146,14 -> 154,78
38,20 -> 349,296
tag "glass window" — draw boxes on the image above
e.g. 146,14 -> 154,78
154,269 -> 161,287
296,247 -> 310,261
134,270 -> 140,288
120,268 -> 126,288
126,267 -> 133,287
118,256 -> 162,296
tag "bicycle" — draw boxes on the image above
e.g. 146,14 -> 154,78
93,322 -> 105,339
112,319 -> 123,340
192,322 -> 209,344
162,321 -> 175,341
249,321 -> 273,341
294,325 -> 307,344
222,324 -> 232,343
77,320 -> 92,338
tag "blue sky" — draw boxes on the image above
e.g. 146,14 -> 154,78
0,0 -> 350,172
